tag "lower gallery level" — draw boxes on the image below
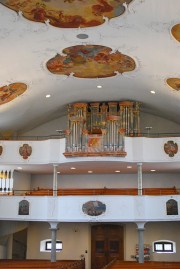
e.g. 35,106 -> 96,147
0,221 -> 180,269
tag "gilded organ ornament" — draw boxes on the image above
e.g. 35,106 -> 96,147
46,45 -> 136,78
19,144 -> 32,160
164,141 -> 178,157
0,0 -> 133,28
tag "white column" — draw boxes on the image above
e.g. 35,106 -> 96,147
137,163 -> 143,195
53,165 -> 58,196
136,222 -> 146,263
49,222 -> 59,262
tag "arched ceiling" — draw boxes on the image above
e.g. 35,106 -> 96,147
0,0 -> 180,134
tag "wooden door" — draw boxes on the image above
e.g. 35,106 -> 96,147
91,224 -> 124,269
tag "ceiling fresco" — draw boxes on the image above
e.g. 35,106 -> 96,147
0,83 -> 27,105
0,0 -> 133,28
46,45 -> 136,78
171,24 -> 180,42
166,78 -> 180,91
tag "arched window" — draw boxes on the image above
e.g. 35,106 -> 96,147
166,199 -> 178,215
153,240 -> 176,253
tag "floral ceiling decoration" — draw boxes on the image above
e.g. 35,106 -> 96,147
166,78 -> 180,91
0,83 -> 27,105
171,24 -> 180,42
0,0 -> 133,28
46,45 -> 136,78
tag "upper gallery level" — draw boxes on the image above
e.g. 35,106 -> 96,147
0,101 -> 180,166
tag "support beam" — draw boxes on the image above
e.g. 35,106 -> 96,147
137,163 -> 143,195
49,222 -> 59,262
53,165 -> 58,196
136,222 -> 146,263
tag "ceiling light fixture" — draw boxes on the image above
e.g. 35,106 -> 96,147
70,167 -> 76,170
46,94 -> 51,98
115,170 -> 120,173
97,85 -> 102,88
88,171 -> 93,173
150,90 -> 156,94
57,171 -> 60,174
150,169 -> 156,172
17,167 -> 22,170
76,33 -> 89,39
127,166 -> 132,169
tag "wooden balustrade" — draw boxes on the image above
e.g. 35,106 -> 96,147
23,187 -> 178,196
0,259 -> 85,269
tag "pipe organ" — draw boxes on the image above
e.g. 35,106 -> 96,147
64,101 -> 140,157
0,169 -> 14,194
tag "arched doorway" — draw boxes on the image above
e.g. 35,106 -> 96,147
91,224 -> 124,269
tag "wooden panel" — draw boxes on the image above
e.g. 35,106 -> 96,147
91,225 -> 124,269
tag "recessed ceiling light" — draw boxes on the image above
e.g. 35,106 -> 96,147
151,169 -> 156,172
46,94 -> 51,98
150,90 -> 156,94
57,171 -> 60,174
70,167 -> 76,170
97,85 -> 102,88
127,166 -> 132,169
115,170 -> 120,173
17,167 -> 22,170
88,171 -> 93,173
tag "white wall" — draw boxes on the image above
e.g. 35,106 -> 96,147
27,222 -> 90,269
21,115 -> 67,137
13,171 -> 31,194
141,112 -> 180,134
125,222 -> 180,262
31,173 -> 180,189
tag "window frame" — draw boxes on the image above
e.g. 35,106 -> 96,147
153,240 -> 176,253
45,240 -> 63,251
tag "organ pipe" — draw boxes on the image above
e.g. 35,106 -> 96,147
64,101 -> 141,157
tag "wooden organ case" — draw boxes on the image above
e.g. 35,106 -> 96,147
64,101 -> 140,157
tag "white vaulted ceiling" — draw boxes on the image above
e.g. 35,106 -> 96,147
0,0 -> 179,135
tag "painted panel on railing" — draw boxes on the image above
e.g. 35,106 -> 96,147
82,201 -> 106,216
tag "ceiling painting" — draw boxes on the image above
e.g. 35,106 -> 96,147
0,83 -> 27,105
166,78 -> 180,91
46,45 -> 136,78
0,0 -> 133,28
171,24 -> 180,42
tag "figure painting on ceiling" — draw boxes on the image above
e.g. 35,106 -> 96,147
166,78 -> 180,91
0,83 -> 27,105
46,45 -> 136,78
0,0 -> 133,28
171,24 -> 180,42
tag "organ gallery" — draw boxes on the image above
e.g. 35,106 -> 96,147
64,101 -> 141,157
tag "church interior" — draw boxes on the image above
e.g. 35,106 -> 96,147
0,1 -> 180,269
